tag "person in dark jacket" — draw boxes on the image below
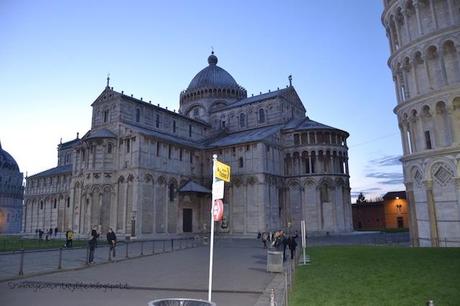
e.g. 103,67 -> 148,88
288,235 -> 298,260
88,228 -> 99,264
106,228 -> 117,258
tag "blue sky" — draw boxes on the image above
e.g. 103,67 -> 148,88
0,0 -> 404,200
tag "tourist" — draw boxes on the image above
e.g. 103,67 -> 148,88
282,231 -> 288,261
288,235 -> 297,260
88,227 -> 99,264
65,229 -> 73,248
106,228 -> 117,258
54,227 -> 58,237
38,229 -> 43,240
261,232 -> 269,249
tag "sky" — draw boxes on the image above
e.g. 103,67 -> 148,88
0,0 -> 404,201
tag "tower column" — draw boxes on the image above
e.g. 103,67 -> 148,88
424,180 -> 439,247
428,0 -> 438,29
413,1 -> 424,36
405,182 -> 419,247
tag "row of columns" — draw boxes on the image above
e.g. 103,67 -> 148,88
285,153 -> 349,176
394,45 -> 459,103
399,102 -> 458,154
385,0 -> 457,52
23,196 -> 70,233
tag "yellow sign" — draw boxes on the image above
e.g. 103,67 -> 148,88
215,160 -> 231,182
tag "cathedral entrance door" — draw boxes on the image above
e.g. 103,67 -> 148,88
183,208 -> 192,233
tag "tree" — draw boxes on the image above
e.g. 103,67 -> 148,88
356,192 -> 367,204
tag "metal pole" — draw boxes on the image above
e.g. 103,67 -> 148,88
141,241 -> 144,256
58,248 -> 62,269
125,241 -> 129,259
208,154 -> 217,302
171,239 -> 174,252
108,244 -> 112,261
270,288 -> 275,306
86,245 -> 90,265
152,240 -> 155,255
284,272 -> 288,306
19,249 -> 24,276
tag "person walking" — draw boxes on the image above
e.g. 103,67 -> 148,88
288,235 -> 298,260
88,228 -> 99,264
282,232 -> 288,261
65,229 -> 73,248
106,228 -> 117,258
261,232 -> 269,249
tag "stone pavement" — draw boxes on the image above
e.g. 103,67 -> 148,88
0,239 -> 276,306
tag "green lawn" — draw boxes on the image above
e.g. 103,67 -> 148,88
290,246 -> 460,306
0,236 -> 89,252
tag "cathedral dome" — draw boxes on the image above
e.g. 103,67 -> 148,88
0,143 -> 19,171
187,53 -> 240,91
180,53 -> 247,108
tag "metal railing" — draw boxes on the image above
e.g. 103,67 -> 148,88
0,237 -> 200,281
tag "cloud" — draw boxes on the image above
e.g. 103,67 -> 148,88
366,172 -> 403,179
365,172 -> 404,185
368,155 -> 402,167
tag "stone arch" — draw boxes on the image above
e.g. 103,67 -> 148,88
435,101 -> 452,146
157,176 -> 166,185
247,176 -> 258,185
144,174 -> 154,183
442,40 -> 460,84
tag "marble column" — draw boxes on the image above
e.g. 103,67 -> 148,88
424,180 -> 439,247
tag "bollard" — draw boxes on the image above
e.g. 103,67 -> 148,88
125,241 -> 129,259
163,240 -> 165,253
108,245 -> 112,261
270,288 -> 275,306
171,239 -> 174,252
427,300 -> 434,306
152,240 -> 155,255
18,249 -> 25,276
58,248 -> 63,269
141,241 -> 144,256
86,245 -> 90,265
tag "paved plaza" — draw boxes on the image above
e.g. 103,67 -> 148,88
0,239 -> 275,306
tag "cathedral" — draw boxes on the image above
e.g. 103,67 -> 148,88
0,142 -> 23,233
22,53 -> 352,238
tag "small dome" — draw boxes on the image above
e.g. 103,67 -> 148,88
0,144 -> 19,171
187,53 -> 240,91
208,52 -> 218,65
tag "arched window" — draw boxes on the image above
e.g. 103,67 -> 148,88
258,108 -> 265,123
169,183 -> 175,201
103,110 -> 109,123
239,113 -> 245,128
239,157 -> 244,168
320,184 -> 329,203
136,108 -> 140,122
156,114 -> 160,128
107,143 -> 113,154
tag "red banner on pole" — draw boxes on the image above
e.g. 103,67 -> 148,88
213,199 -> 224,221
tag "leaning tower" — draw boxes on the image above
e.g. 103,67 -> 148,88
382,0 -> 460,247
